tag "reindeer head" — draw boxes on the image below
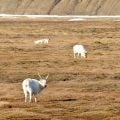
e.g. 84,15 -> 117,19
38,73 -> 49,88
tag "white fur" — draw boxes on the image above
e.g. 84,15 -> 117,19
73,45 -> 87,58
22,75 -> 48,102
34,39 -> 49,44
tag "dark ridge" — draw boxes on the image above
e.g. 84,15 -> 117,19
48,0 -> 61,15
54,0 -> 61,6
95,0 -> 106,15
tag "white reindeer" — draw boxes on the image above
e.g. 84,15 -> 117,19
43,39 -> 49,44
34,39 -> 49,45
22,73 -> 48,103
73,45 -> 87,58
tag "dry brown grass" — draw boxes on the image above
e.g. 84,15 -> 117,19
0,20 -> 120,120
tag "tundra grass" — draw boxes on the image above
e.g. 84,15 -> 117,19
0,19 -> 120,119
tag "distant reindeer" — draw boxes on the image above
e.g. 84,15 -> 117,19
73,45 -> 87,58
34,39 -> 49,45
22,73 -> 48,102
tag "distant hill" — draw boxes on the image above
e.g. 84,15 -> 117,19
0,0 -> 120,15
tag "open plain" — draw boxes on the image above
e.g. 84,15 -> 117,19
0,19 -> 120,120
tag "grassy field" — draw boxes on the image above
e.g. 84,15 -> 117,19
0,20 -> 120,120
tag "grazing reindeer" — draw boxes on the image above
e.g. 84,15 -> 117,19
34,39 -> 49,45
73,44 -> 87,58
22,73 -> 48,102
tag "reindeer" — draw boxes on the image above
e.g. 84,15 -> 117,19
22,73 -> 48,102
73,45 -> 87,58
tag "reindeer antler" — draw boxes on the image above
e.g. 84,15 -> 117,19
37,72 -> 42,79
45,74 -> 49,79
